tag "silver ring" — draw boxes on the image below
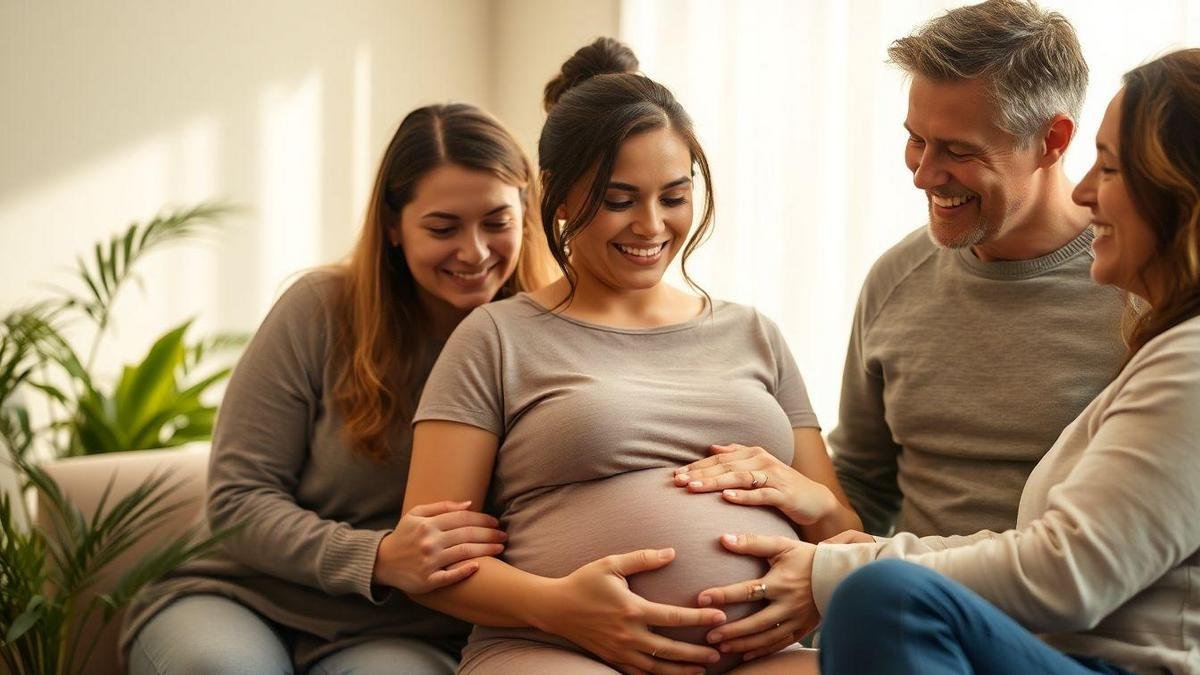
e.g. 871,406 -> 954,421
650,647 -> 660,658
749,582 -> 768,601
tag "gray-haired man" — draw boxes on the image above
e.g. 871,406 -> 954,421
830,0 -> 1126,537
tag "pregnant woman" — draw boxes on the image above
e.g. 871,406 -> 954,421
402,38 -> 860,674
121,104 -> 555,674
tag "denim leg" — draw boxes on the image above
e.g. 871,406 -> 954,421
819,559 -> 1131,675
305,637 -> 457,675
128,594 -> 293,675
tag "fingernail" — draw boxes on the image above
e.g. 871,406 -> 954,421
708,653 -> 721,663
707,631 -> 722,643
722,533 -> 738,545
698,594 -> 711,607
720,643 -> 732,653
659,548 -> 674,560
723,489 -> 737,498
689,480 -> 702,488
712,612 -> 727,624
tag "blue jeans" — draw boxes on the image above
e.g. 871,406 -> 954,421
819,559 -> 1134,675
128,594 -> 458,675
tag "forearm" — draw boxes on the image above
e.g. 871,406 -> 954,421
800,487 -> 863,542
208,482 -> 387,598
408,556 -> 559,630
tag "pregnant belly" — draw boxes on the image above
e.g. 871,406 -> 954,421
499,468 -> 800,671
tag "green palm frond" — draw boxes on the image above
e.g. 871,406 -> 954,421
1,306 -> 62,408
2,454 -> 234,675
64,203 -> 234,336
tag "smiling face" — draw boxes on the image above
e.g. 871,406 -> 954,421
562,127 -> 694,293
392,163 -> 524,314
1072,90 -> 1161,300
904,76 -> 1045,251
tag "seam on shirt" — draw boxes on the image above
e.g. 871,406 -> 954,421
480,306 -> 508,433
861,241 -> 940,339
288,272 -> 333,401
855,236 -> 939,376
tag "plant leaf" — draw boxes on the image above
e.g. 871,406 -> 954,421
4,596 -> 45,643
113,322 -> 191,437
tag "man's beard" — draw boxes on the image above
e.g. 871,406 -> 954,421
926,215 -> 994,249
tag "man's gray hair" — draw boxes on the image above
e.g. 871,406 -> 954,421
888,0 -> 1088,144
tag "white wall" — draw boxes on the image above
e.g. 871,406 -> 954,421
489,0 -> 621,158
0,0 -> 494,378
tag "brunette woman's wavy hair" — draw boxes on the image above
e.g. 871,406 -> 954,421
539,37 -> 715,307
333,104 -> 555,460
1117,49 -> 1200,361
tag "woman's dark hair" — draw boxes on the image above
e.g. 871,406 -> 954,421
539,37 -> 714,305
1117,48 -> 1200,360
333,103 -> 554,461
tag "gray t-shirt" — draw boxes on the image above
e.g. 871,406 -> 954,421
415,294 -> 818,665
830,227 -> 1126,537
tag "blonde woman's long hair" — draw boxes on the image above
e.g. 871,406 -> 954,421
333,104 -> 556,461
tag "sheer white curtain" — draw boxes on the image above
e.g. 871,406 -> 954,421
619,0 -> 1200,427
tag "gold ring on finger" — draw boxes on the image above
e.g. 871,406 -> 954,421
748,582 -> 768,601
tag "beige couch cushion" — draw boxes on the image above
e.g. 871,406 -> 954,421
36,444 -> 209,675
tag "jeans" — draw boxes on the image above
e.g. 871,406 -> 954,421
819,559 -> 1134,675
128,594 -> 458,675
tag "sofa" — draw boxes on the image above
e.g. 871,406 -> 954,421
37,443 -> 210,675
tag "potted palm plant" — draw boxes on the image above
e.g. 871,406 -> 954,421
0,204 -> 242,674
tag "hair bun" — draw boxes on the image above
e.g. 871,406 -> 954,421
543,37 -> 639,112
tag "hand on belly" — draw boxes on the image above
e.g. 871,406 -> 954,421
502,469 -> 802,671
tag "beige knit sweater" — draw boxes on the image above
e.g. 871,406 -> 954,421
813,315 -> 1200,673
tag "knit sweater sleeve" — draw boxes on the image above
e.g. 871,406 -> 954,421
205,273 -> 390,602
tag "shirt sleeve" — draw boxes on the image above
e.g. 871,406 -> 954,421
828,287 -> 904,536
813,334 -> 1200,632
206,274 -> 390,603
413,306 -> 506,436
758,311 -> 820,429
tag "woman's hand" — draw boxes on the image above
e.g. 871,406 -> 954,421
538,548 -> 728,675
674,444 -> 838,526
372,500 -> 507,594
694,534 -> 820,661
